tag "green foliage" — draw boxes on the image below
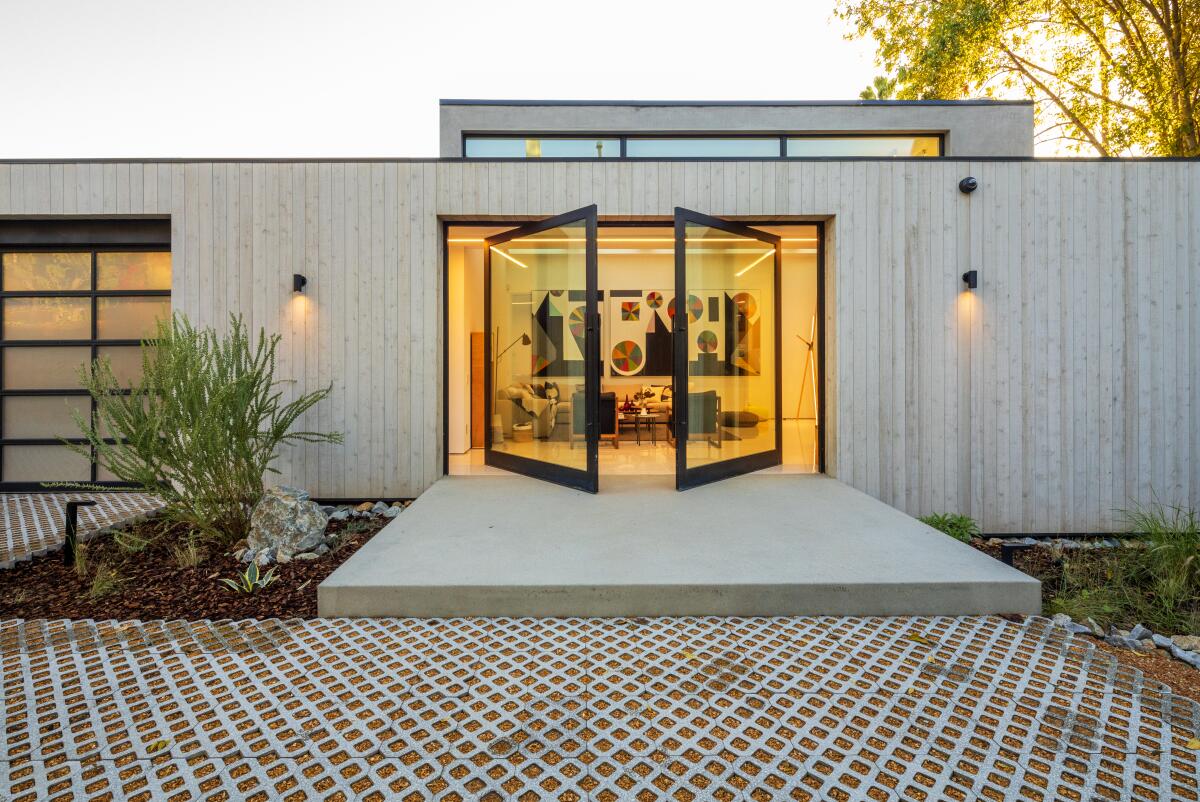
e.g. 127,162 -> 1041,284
341,519 -> 375,536
218,562 -> 279,594
1043,502 -> 1200,634
71,542 -> 90,579
87,563 -> 123,600
919,512 -> 980,542
171,537 -> 206,569
114,528 -> 151,554
836,0 -> 1200,156
859,74 -> 898,100
68,314 -> 342,544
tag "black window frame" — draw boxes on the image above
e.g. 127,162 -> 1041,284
462,132 -> 946,159
0,240 -> 171,491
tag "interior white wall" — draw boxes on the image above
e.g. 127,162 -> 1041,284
447,243 -> 484,454
781,248 -> 819,420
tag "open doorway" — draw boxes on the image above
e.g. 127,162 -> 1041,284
445,220 -> 821,479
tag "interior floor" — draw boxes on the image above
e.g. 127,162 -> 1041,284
450,419 -> 819,476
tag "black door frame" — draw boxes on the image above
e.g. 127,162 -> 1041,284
483,205 -> 600,493
673,207 -> 783,490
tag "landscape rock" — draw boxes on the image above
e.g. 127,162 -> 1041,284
329,509 -> 350,522
1062,621 -> 1093,636
355,501 -> 374,512
1105,634 -> 1154,652
1171,635 -> 1200,652
314,543 -> 330,556
294,552 -> 320,561
245,486 -> 329,565
371,501 -> 389,515
320,505 -> 336,516
382,506 -> 401,519
1084,618 -> 1104,637
1170,646 -> 1200,670
1152,633 -> 1174,650
278,485 -> 310,501
1128,623 -> 1153,641
1050,613 -> 1073,628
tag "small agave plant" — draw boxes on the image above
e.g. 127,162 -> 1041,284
219,562 -> 279,594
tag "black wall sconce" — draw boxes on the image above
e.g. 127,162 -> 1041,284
293,273 -> 307,293
962,270 -> 978,289
958,176 -> 978,194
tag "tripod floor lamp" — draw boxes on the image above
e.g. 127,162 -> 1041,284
795,314 -> 818,422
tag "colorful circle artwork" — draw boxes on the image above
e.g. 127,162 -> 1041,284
645,291 -> 664,309
686,294 -> 705,323
611,340 -> 644,374
667,297 -> 676,319
731,292 -> 757,318
568,307 -> 586,339
696,330 -> 718,353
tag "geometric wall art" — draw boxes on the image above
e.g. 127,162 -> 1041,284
529,290 -> 588,377
531,287 -> 760,379
686,289 -> 762,377
608,290 -> 672,377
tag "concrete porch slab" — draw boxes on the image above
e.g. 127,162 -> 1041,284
318,474 -> 1040,617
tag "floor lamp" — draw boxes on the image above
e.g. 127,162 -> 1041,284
491,330 -> 531,444
795,314 -> 818,422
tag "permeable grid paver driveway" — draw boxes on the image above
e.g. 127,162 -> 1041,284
2,615 -> 1198,801
1,493 -> 162,570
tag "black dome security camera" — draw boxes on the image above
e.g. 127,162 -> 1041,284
958,176 -> 978,194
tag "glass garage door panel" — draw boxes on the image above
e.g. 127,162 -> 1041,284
0,248 -> 172,489
485,206 -> 599,493
673,209 -> 781,489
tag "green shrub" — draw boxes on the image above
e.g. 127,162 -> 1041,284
68,314 -> 342,544
1042,501 -> 1200,634
88,563 -> 123,600
918,513 -> 980,543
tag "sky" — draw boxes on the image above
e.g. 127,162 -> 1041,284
0,0 -> 882,158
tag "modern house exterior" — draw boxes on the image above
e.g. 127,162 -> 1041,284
2,99 -> 1197,536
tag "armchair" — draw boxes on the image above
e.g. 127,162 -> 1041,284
569,391 -> 620,448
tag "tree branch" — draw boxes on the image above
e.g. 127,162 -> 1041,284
1001,46 -> 1111,155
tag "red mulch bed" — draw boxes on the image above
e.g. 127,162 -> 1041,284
0,515 -> 389,620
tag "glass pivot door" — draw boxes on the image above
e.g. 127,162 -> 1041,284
673,208 -> 782,490
484,205 -> 600,492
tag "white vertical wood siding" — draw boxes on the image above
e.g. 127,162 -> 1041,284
1,160 -> 1195,532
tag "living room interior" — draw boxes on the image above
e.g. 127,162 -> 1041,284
446,221 -> 820,477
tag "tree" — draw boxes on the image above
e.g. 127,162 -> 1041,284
836,0 -> 1200,156
860,75 -> 898,99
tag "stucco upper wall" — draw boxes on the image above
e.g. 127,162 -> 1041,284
439,100 -> 1035,158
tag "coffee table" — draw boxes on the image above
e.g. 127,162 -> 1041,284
621,411 -> 672,445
